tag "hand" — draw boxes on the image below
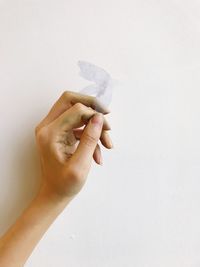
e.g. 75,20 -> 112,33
35,91 -> 113,200
0,91 -> 114,267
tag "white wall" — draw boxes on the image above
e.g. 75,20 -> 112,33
1,0 -> 200,266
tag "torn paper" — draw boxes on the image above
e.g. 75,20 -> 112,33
78,61 -> 113,108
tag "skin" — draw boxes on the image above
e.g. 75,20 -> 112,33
0,91 -> 113,267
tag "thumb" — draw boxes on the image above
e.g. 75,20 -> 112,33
71,113 -> 104,170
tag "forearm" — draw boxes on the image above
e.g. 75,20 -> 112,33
0,91 -> 111,266
0,185 -> 72,267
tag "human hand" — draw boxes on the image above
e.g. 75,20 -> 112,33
0,91 -> 113,267
35,91 -> 113,201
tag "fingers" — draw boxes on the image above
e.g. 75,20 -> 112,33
67,91 -> 110,114
70,113 -> 104,171
74,129 -> 112,165
100,130 -> 113,149
51,102 -> 111,132
73,129 -> 113,149
37,91 -> 110,130
93,144 -> 103,165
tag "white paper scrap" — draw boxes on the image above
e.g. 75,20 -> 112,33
78,61 -> 113,108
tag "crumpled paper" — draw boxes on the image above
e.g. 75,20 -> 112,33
78,61 -> 113,108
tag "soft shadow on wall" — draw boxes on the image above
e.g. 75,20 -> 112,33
0,129 -> 41,235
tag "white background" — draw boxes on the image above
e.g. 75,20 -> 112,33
1,0 -> 200,266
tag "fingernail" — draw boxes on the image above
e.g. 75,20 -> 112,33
91,113 -> 103,126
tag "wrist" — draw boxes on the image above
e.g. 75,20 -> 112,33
36,183 -> 74,210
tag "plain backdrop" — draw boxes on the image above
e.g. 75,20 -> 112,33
1,0 -> 200,266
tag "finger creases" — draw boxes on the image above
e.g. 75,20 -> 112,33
73,128 -> 113,150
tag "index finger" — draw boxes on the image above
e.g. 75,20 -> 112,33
68,91 -> 110,114
37,90 -> 110,130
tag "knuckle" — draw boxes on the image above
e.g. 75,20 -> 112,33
35,126 -> 49,145
62,90 -> 71,100
73,102 -> 85,112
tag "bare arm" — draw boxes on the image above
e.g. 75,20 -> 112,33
0,186 -> 72,267
0,91 -> 113,267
